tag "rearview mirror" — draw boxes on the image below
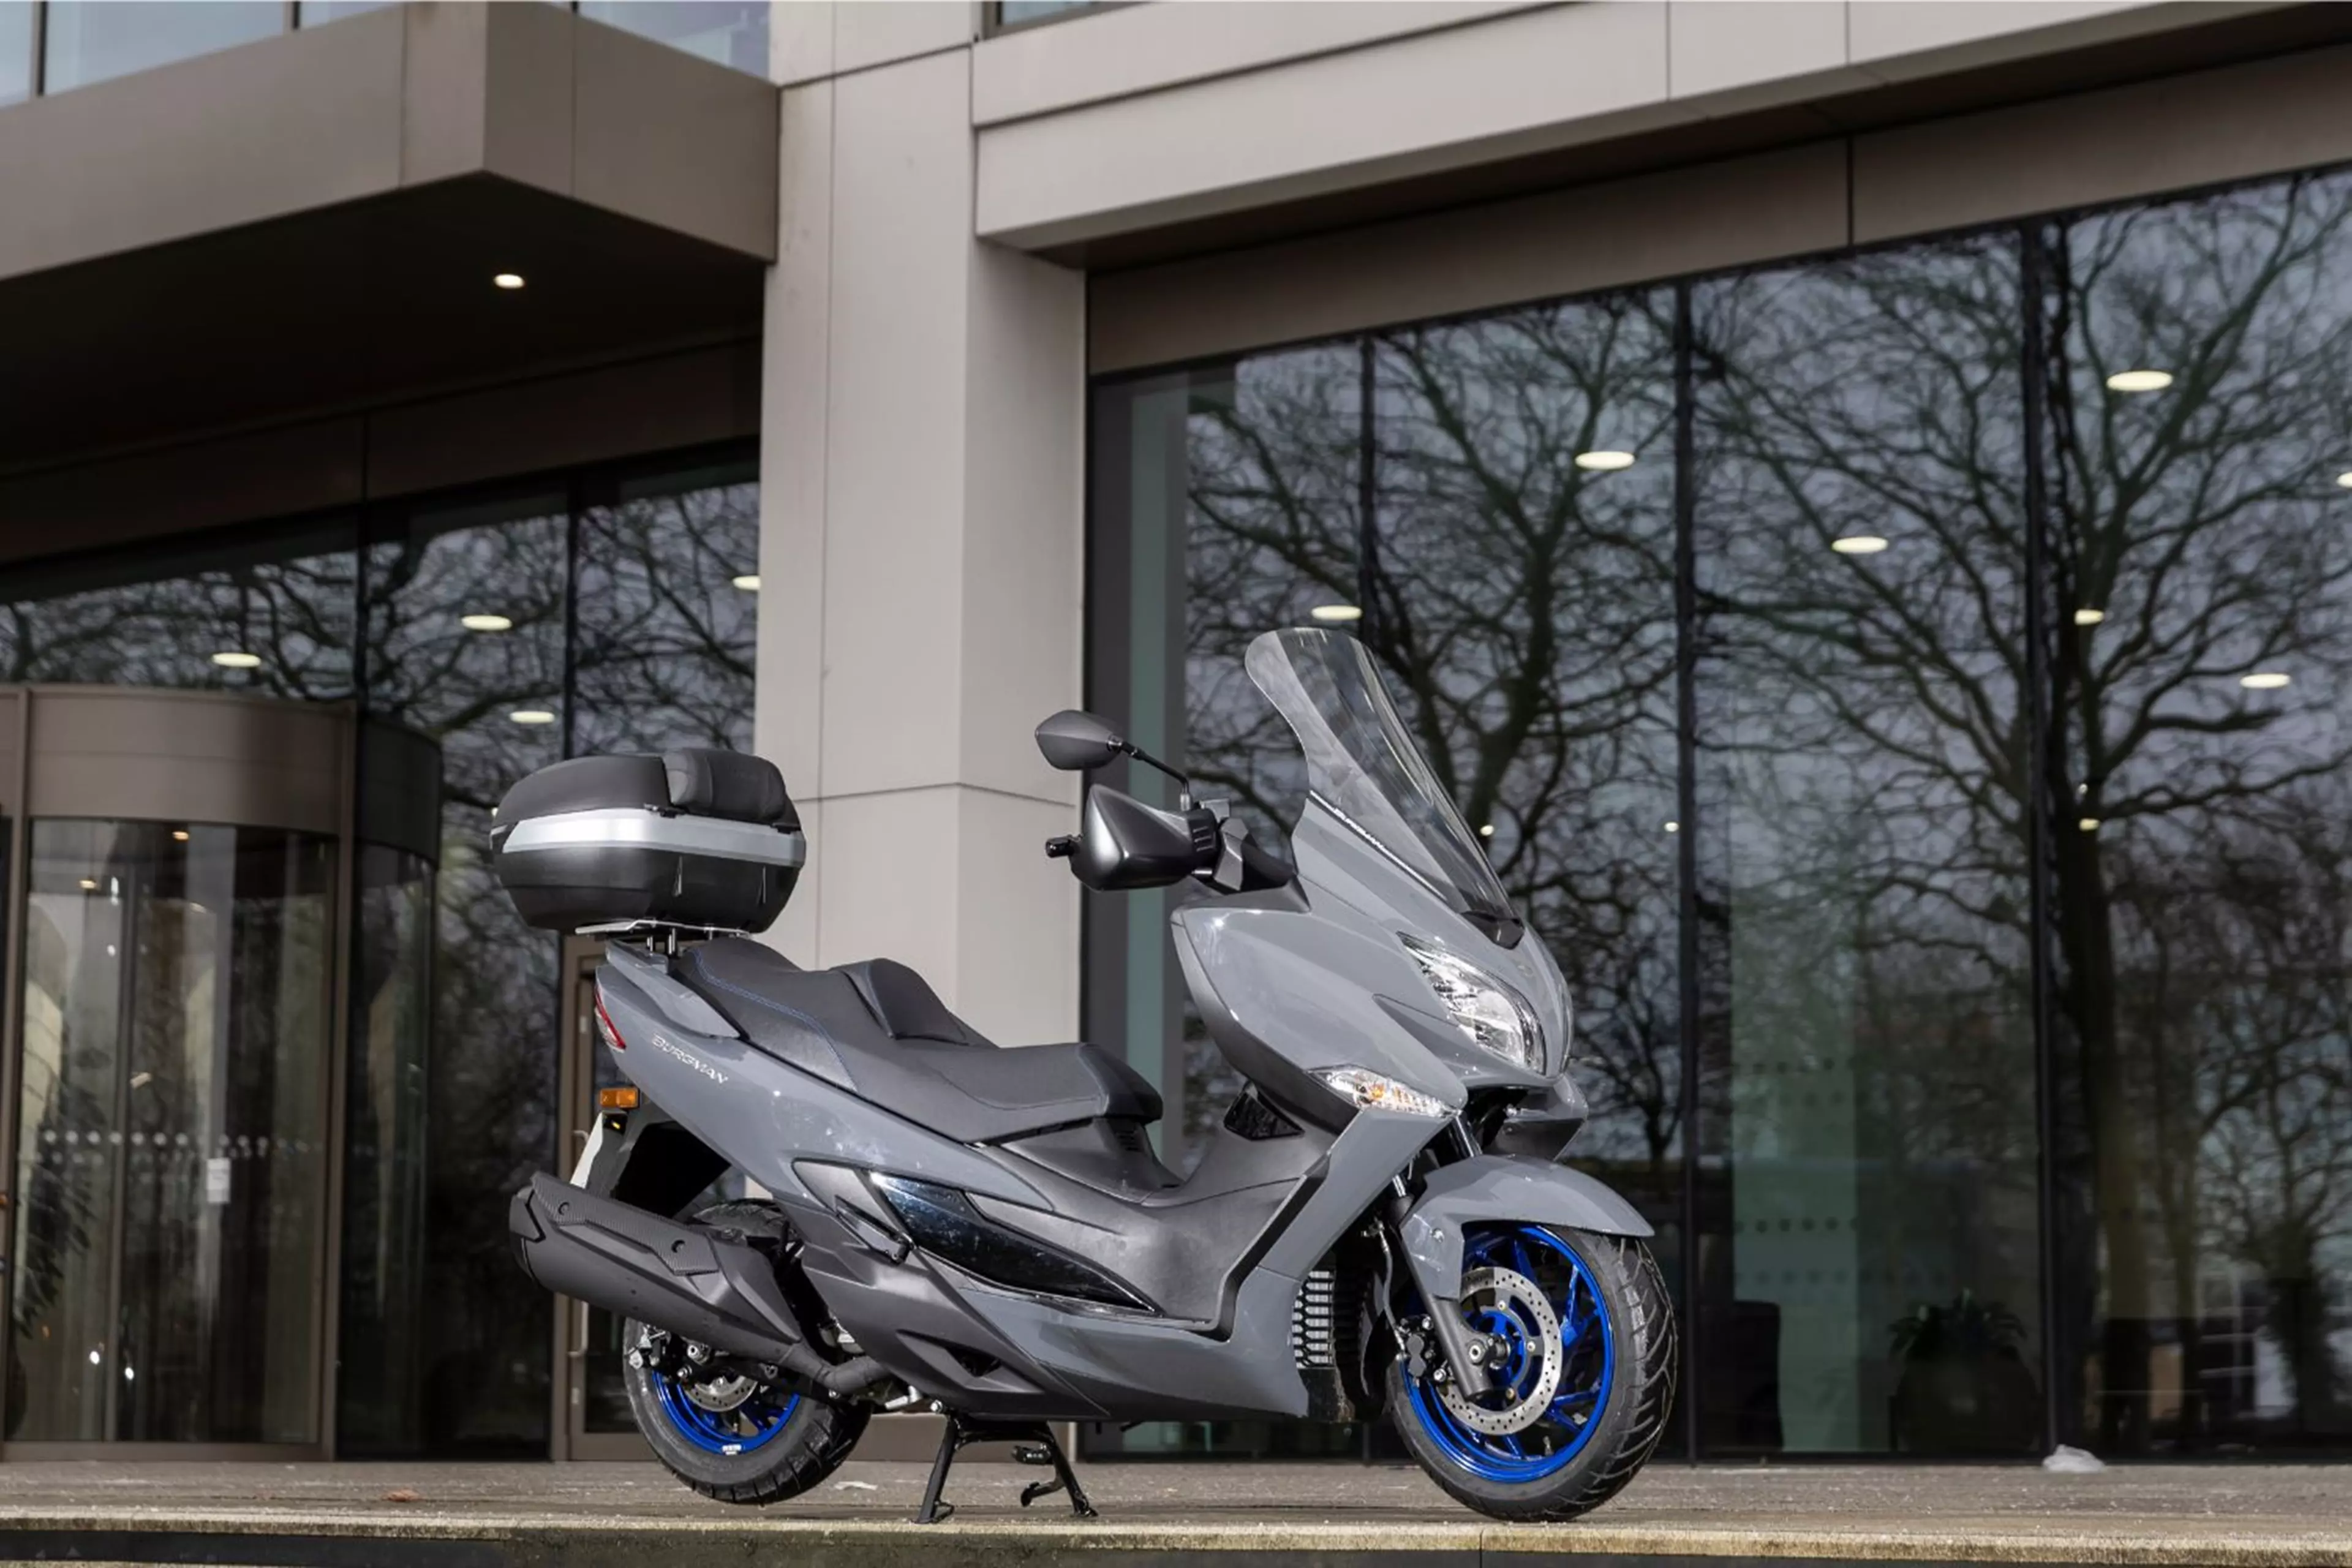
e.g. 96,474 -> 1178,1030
1035,709 -> 1124,772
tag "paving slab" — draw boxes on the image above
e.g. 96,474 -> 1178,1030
0,1459 -> 2345,1567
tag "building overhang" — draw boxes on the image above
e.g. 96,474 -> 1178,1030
0,2 -> 778,478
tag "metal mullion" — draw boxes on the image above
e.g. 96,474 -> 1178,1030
1357,335 -> 1379,644
315,709 -> 359,1459
1671,281 -> 1702,1463
100,848 -> 137,1443
2018,223 -> 2065,1457
0,690 -> 31,1461
29,2 -> 43,97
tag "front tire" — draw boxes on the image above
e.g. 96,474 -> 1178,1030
625,1199 -> 868,1506
1387,1226 -> 1676,1521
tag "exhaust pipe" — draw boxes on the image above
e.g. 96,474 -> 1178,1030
509,1172 -> 891,1398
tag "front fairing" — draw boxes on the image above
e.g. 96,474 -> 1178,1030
1237,628 -> 1574,1087
1286,797 -> 1570,1088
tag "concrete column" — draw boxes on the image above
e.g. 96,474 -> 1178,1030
755,33 -> 1087,1049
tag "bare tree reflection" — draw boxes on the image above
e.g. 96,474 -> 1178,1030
2043,173 -> 2352,1447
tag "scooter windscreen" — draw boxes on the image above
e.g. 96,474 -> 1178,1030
1244,627 -> 1522,945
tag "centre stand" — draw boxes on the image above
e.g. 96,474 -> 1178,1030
913,1411 -> 1099,1525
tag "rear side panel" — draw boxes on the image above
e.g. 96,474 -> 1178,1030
593,967 -> 1339,1422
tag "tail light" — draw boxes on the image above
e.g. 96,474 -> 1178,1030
593,997 -> 625,1054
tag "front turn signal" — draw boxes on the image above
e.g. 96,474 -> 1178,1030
1312,1066 -> 1449,1118
597,1086 -> 640,1110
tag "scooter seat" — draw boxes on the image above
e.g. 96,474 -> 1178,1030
675,938 -> 1162,1144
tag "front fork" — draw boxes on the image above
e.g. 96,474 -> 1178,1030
1381,1172 -> 1490,1393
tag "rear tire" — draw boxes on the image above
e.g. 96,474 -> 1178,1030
625,1199 -> 869,1506
1387,1226 -> 1676,1522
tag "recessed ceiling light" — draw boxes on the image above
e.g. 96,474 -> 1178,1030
1664,821 -> 1680,834
2241,671 -> 2291,690
494,273 -> 525,290
1574,450 -> 1635,472
509,709 -> 557,725
461,613 -> 513,633
78,878 -> 98,891
211,651 -> 261,669
171,830 -> 189,842
2075,608 -> 2106,627
2106,369 -> 2173,393
731,575 -> 761,592
1831,535 -> 1890,555
2337,471 -> 2352,489
1478,823 -> 1495,837
1310,605 -> 1363,624
2078,817 -> 2102,833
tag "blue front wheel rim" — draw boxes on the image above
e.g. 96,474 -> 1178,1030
650,1370 -> 801,1456
1401,1225 -> 1616,1483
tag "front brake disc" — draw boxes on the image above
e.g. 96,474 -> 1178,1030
1435,1265 -> 1562,1435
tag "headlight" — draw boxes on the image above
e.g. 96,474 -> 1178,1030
1313,1066 -> 1450,1118
1400,935 -> 1540,1070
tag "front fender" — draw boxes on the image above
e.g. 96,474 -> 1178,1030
1398,1155 -> 1653,1302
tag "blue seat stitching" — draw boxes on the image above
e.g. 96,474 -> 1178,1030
689,952 -> 854,1080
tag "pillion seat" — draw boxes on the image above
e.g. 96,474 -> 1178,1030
676,938 -> 1161,1145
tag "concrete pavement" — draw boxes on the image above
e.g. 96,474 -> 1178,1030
0,1458 -> 2345,1566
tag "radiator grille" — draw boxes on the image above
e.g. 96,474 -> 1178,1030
1291,1267 -> 1336,1369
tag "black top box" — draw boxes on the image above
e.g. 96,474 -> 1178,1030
489,749 -> 803,935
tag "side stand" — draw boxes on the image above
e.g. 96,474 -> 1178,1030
912,1412 -> 1098,1525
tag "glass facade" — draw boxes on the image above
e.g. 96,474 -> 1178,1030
2,0 -> 769,102
1091,164 -> 2352,1458
0,447 -> 758,1453
0,2 -> 32,106
41,1 -> 284,94
577,2 -> 767,78
994,1 -> 1106,31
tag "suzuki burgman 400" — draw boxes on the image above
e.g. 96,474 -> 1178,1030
497,628 -> 1676,1522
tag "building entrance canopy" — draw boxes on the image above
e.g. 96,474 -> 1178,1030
0,3 -> 775,540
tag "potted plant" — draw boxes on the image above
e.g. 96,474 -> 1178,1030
1889,1291 -> 2041,1455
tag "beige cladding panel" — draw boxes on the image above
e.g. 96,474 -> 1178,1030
23,689 -> 348,837
1853,40 -> 2352,244
1090,140 -> 1849,374
0,10 -> 405,281
978,2 -> 1682,251
1091,36 -> 2352,374
0,1 -> 777,290
573,16 -> 780,257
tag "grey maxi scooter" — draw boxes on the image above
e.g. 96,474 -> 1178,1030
496,628 -> 1676,1522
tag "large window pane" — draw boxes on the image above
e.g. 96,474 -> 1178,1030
2046,171 -> 2352,1453
1085,347 -> 1362,1460
1090,349 -> 1362,1174
364,492 -> 568,1455
334,843 -> 434,1455
42,2 -> 284,93
572,459 -> 760,756
1370,298 -> 1683,1229
1692,238 -> 2044,1455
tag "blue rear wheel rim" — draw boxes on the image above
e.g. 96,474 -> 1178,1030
1401,1225 -> 1615,1483
651,1371 -> 800,1456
